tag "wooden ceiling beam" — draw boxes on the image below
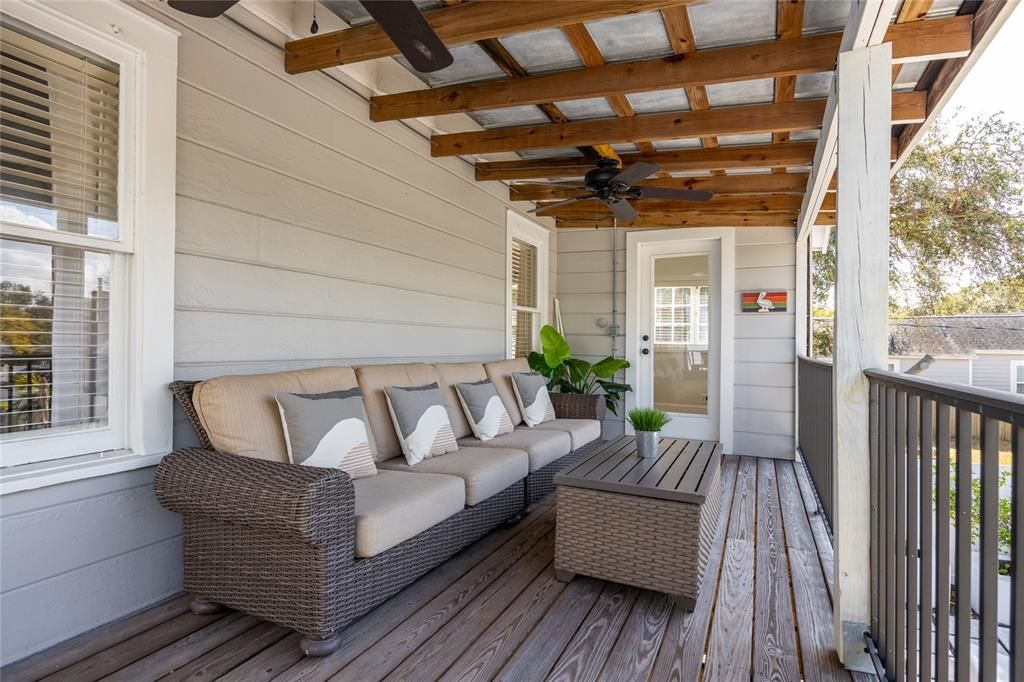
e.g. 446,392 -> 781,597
369,15 -> 970,121
539,195 -> 808,217
510,172 -> 812,201
771,0 -> 807,172
555,213 -> 799,228
434,93 -> 923,157
891,0 -> 934,81
285,0 -> 695,74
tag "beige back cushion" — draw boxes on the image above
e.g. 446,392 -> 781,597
433,363 -> 488,439
193,366 -> 358,462
484,358 -> 531,426
356,363 -> 440,460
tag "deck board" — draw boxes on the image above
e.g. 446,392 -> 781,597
3,455 -> 856,682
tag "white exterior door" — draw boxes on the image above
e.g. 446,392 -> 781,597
625,229 -> 734,449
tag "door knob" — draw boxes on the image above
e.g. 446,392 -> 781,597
641,348 -> 650,355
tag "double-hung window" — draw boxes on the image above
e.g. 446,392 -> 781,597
0,2 -> 177,486
654,285 -> 708,346
506,211 -> 549,359
1012,361 -> 1024,395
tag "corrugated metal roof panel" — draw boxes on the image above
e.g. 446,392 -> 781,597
611,143 -> 641,153
583,12 -> 673,63
468,105 -> 551,129
653,138 -> 703,151
894,61 -> 928,89
498,29 -> 584,74
398,43 -> 507,86
555,97 -> 618,120
706,78 -> 775,106
688,0 -> 777,49
790,129 -> 821,142
725,167 -> 774,174
802,0 -> 853,34
718,132 -> 773,146
626,89 -> 691,114
517,147 -> 584,159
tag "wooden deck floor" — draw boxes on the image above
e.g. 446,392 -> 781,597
4,455 -> 865,682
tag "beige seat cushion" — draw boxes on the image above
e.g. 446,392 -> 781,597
529,419 -> 602,450
352,470 -> 465,558
356,363 -> 440,461
484,358 -> 530,426
193,367 -> 359,462
433,363 -> 489,439
460,428 -> 571,472
379,447 -> 528,506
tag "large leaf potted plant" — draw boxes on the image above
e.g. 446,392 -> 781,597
528,325 -> 631,421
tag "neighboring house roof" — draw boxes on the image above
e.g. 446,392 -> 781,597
888,315 -> 1024,357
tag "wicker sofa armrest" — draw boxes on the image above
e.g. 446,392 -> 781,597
154,448 -> 354,546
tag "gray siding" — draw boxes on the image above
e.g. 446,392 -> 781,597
916,357 -> 972,385
556,227 -> 797,458
0,468 -> 182,665
2,4 -> 537,665
973,353 -> 1021,393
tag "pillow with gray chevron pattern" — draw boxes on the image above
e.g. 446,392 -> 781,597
275,388 -> 378,479
510,372 -> 556,427
384,383 -> 458,465
454,379 -> 514,441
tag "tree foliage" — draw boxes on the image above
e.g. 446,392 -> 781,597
813,113 -> 1024,314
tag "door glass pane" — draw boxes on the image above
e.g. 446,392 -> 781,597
653,255 -> 710,415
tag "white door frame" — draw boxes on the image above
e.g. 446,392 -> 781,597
625,229 -> 735,453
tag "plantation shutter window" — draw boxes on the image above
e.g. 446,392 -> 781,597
510,238 -> 539,358
1,23 -> 124,462
653,286 -> 709,346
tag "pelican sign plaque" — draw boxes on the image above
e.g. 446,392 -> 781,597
741,291 -> 787,313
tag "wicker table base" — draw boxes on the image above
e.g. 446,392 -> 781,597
553,436 -> 722,609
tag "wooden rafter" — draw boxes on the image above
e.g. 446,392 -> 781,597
892,0 -> 934,82
285,0 -> 695,74
660,5 -> 723,175
537,194 -> 820,217
434,93 -> 923,157
555,213 -> 800,228
510,172 -> 812,201
368,16 -> 971,122
771,0 -> 806,172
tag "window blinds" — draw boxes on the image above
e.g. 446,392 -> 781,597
511,239 -> 537,309
1,26 -> 120,238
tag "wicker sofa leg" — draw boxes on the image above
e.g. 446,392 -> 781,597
300,632 -> 345,657
189,597 -> 225,615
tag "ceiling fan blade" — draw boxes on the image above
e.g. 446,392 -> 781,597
606,198 -> 638,223
167,1 -> 240,18
359,1 -> 454,73
634,187 -> 715,202
529,196 -> 592,214
611,162 -> 661,188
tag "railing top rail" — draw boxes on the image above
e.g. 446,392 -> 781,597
797,355 -> 834,369
865,367 -> 1024,425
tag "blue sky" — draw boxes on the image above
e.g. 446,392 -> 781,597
944,4 -> 1023,123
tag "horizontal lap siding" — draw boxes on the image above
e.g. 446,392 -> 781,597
556,228 -> 797,457
2,2 -> 536,666
972,354 -> 1018,393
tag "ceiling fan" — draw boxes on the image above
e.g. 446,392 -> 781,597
528,158 -> 714,224
167,1 -> 454,72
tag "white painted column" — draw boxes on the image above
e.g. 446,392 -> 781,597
832,41 -> 891,668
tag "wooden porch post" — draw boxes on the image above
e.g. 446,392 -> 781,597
832,41 -> 891,669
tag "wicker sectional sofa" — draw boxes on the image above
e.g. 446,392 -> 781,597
155,358 -> 603,656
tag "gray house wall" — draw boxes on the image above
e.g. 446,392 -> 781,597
0,3 -> 536,665
973,353 -> 1021,393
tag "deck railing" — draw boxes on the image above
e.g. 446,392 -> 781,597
865,369 -> 1022,682
797,356 -> 834,529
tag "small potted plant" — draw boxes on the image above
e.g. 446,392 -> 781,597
627,407 -> 670,458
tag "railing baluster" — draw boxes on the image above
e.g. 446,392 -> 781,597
906,394 -> 919,682
919,397 -> 934,682
978,416 -> 999,682
895,391 -> 908,680
870,380 -> 880,644
886,385 -> 897,680
936,402 -> 951,682
879,382 -> 889,663
954,408 -> 972,682
1012,423 -> 1022,682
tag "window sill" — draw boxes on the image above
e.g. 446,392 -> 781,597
0,450 -> 168,495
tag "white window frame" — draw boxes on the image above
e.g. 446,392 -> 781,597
887,359 -> 901,373
505,210 -> 549,359
1011,360 -> 1024,395
653,285 -> 709,348
1,0 -> 178,493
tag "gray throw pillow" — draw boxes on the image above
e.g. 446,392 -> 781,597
275,388 -> 378,479
454,379 -> 513,441
510,372 -> 556,427
384,383 -> 458,465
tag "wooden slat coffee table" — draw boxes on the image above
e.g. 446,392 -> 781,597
553,435 -> 723,610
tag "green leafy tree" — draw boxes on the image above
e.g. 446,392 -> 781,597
813,113 -> 1024,315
